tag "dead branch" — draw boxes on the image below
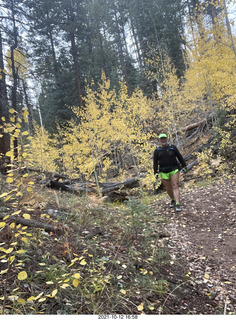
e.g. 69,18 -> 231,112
0,213 -> 62,233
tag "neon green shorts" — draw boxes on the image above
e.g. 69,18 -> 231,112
160,169 -> 179,180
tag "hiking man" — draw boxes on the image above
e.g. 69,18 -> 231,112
153,133 -> 187,212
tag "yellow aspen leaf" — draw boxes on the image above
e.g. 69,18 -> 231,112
80,259 -> 86,265
27,296 -> 36,302
16,123 -> 21,128
60,283 -> 70,289
22,152 -> 27,158
12,210 -> 21,216
23,214 -> 31,220
204,273 -> 210,280
120,289 -> 126,295
5,248 -> 14,254
1,117 -> 5,121
21,237 -> 28,244
0,192 -> 9,198
16,192 -> 23,197
73,279 -> 79,288
10,242 -> 17,246
72,273 -> 81,279
6,177 -> 14,183
137,303 -> 144,311
35,292 -> 44,300
10,223 -> 16,229
18,271 -> 27,280
148,306 -> 155,311
9,108 -> 16,114
51,289 -> 58,297
22,131 -> 29,136
28,181 -> 34,185
38,297 -> 46,302
0,269 -> 8,275
23,173 -> 28,177
4,195 -> 11,202
17,298 -> 26,305
0,222 -> 6,228
10,256 -> 15,264
3,215 -> 10,220
46,281 -> 54,285
16,249 -> 26,254
27,187 -> 33,192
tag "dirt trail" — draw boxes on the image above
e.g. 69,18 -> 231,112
152,177 -> 236,314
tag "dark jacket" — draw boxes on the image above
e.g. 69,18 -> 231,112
153,144 -> 186,174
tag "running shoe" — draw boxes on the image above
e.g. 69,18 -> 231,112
175,204 -> 181,212
169,199 -> 176,208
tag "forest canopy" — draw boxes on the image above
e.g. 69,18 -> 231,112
0,0 -> 235,180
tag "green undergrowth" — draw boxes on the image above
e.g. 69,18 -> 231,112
0,179 -> 184,315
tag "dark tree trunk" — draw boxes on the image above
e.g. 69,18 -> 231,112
0,30 -> 10,173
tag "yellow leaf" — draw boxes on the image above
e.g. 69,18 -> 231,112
51,289 -> 58,297
12,210 -> 21,216
9,222 -> 16,229
4,195 -> 11,202
23,214 -> 31,220
16,249 -> 25,254
27,296 -> 36,302
80,259 -> 86,265
38,297 -> 46,302
72,273 -> 81,279
120,289 -> 126,295
6,177 -> 14,183
0,269 -> 8,275
73,279 -> 79,288
60,283 -> 70,289
5,248 -> 13,254
137,302 -> 144,311
17,298 -> 26,305
1,117 -> 5,121
46,281 -> 54,285
204,273 -> 210,280
35,292 -> 44,300
0,222 -> 6,228
9,108 -> 16,114
22,131 -> 29,136
18,271 -> 27,281
21,237 -> 28,244
0,192 -> 9,198
23,173 -> 28,177
148,306 -> 155,311
27,187 -> 33,192
16,123 -> 21,128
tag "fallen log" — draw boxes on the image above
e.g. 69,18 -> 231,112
101,176 -> 140,194
0,213 -> 62,233
183,119 -> 207,132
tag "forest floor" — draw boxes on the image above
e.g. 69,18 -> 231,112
149,176 -> 236,314
0,175 -> 235,315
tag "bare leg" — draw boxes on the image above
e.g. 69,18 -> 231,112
162,179 -> 174,200
171,172 -> 180,203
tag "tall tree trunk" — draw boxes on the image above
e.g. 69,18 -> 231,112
65,3 -> 83,108
0,30 -> 10,173
129,13 -> 143,70
9,0 -> 19,159
22,79 -> 34,134
223,0 -> 236,58
113,8 -> 131,95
